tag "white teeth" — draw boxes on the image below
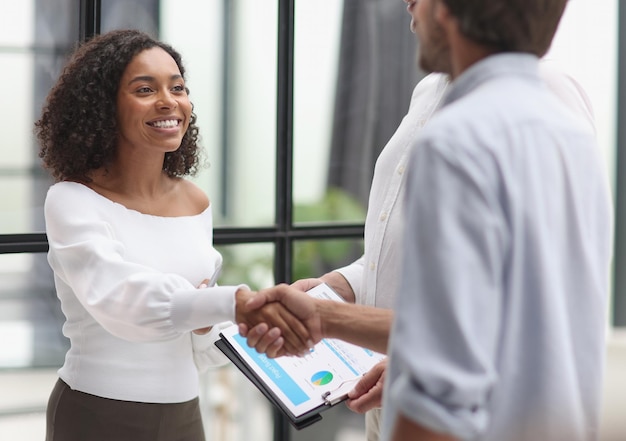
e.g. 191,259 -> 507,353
151,119 -> 179,128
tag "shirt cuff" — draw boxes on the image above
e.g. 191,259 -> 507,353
169,284 -> 248,332
334,258 -> 364,300
389,373 -> 488,440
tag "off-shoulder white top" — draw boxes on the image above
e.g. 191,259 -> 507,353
45,181 -> 239,403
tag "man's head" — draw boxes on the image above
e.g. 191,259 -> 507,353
441,0 -> 567,56
404,0 -> 567,74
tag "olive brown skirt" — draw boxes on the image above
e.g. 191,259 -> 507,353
46,378 -> 205,441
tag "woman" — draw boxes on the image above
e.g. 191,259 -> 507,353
36,29 -> 307,441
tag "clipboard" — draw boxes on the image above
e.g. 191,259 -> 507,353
215,337 -> 325,429
214,283 -> 385,430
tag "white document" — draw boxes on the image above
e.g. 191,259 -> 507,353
219,283 -> 386,418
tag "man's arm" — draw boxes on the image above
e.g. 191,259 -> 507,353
241,285 -> 392,355
319,270 -> 356,303
390,414 -> 457,441
316,299 -> 391,353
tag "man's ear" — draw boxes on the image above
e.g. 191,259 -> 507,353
434,0 -> 458,36
434,0 -> 452,28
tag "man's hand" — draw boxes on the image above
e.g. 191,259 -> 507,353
290,277 -> 323,292
346,358 -> 387,413
235,285 -> 318,357
237,278 -> 331,356
292,273 -> 356,303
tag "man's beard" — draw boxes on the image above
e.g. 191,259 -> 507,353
416,12 -> 451,74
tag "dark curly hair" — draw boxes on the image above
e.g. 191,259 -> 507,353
35,29 -> 202,182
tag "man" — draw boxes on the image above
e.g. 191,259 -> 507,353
242,3 -> 602,441
243,65 -> 599,441
382,0 -> 612,440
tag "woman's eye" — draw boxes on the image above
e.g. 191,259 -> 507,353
136,87 -> 153,94
172,85 -> 185,93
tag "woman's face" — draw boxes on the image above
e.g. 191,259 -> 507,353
115,47 -> 192,155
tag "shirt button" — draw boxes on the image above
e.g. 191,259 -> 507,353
397,165 -> 405,174
369,262 -> 376,271
380,212 -> 388,221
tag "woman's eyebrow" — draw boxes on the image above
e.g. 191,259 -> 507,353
127,74 -> 183,86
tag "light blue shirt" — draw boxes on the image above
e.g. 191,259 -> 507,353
382,54 -> 613,441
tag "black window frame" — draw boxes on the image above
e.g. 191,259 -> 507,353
613,2 -> 626,327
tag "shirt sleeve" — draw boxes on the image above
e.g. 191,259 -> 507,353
44,186 -> 238,343
387,137 -> 506,438
334,255 -> 364,298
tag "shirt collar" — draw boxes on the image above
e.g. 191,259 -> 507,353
442,53 -> 541,107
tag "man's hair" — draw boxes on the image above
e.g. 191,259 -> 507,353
441,0 -> 567,56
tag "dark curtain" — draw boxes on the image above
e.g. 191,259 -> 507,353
327,0 -> 423,207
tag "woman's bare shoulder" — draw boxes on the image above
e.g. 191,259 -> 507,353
178,179 -> 210,213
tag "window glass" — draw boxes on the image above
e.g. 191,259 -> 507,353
215,242 -> 275,289
200,364 -> 273,441
0,1 -> 34,45
0,54 -> 34,169
0,2 -> 78,439
291,237 -> 365,441
290,404 -> 364,441
0,368 -> 56,440
101,0 -> 159,35
293,238 -> 363,284
0,252 -> 65,369
0,175 -> 29,234
292,1 -> 346,223
0,0 -> 77,235
292,0 -> 419,225
161,0 -> 278,228
0,51 -> 42,235
203,242 -> 275,441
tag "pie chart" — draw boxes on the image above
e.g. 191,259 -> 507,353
310,370 -> 333,386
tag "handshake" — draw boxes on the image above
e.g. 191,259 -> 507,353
198,278 -> 391,359
233,281 -> 324,358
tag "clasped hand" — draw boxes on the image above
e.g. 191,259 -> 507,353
236,283 -> 323,358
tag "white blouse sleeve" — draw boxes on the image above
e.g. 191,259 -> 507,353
44,184 -> 237,343
192,321 -> 232,372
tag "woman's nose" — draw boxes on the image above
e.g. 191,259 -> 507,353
156,91 -> 177,109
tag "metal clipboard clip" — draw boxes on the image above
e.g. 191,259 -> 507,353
321,375 -> 363,406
